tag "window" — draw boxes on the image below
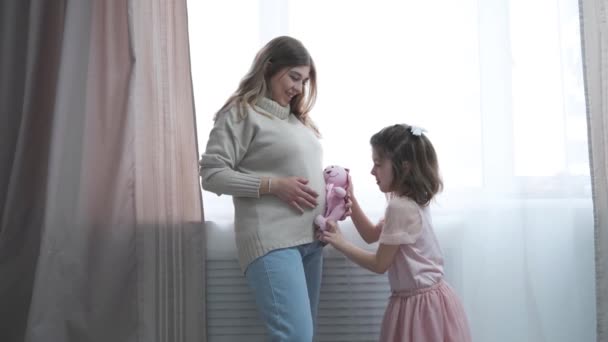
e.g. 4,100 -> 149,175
188,2 -> 595,340
189,0 -> 589,220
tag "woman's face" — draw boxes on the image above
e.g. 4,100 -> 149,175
371,148 -> 395,193
268,65 -> 310,106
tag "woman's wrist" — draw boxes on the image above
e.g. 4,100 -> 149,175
260,177 -> 272,195
260,177 -> 281,195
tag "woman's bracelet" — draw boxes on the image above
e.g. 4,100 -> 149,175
261,177 -> 272,195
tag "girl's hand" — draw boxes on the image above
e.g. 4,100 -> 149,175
342,174 -> 354,219
347,174 -> 355,199
341,197 -> 353,220
271,177 -> 319,214
320,220 -> 346,248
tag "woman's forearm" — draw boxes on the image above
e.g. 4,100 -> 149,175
200,167 -> 262,198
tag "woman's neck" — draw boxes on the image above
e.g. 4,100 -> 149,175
255,97 -> 290,120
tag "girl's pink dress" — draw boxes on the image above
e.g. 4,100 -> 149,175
378,196 -> 472,342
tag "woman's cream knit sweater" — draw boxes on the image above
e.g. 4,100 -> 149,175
199,97 -> 325,271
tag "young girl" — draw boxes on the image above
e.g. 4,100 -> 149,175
321,124 -> 472,342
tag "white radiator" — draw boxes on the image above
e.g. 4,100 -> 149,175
206,251 -> 390,342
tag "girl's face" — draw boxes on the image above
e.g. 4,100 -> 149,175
371,148 -> 395,193
268,65 -> 310,106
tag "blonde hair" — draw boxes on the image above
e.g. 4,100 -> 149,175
215,36 -> 319,135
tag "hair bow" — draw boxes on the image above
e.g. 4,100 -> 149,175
410,125 -> 427,136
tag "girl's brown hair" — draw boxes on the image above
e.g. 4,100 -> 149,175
215,36 -> 319,135
370,124 -> 443,206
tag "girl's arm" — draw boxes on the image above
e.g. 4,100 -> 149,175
322,221 -> 399,274
350,190 -> 382,244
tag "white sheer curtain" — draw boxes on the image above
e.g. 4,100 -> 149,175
189,0 -> 595,341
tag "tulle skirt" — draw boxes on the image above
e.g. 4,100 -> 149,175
380,280 -> 472,342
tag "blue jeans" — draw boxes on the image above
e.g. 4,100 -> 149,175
245,241 -> 324,342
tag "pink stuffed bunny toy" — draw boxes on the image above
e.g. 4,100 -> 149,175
315,165 -> 350,231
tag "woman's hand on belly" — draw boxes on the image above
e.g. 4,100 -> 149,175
270,176 -> 319,214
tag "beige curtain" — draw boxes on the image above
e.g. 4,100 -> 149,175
0,1 -> 205,341
579,0 -> 608,341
